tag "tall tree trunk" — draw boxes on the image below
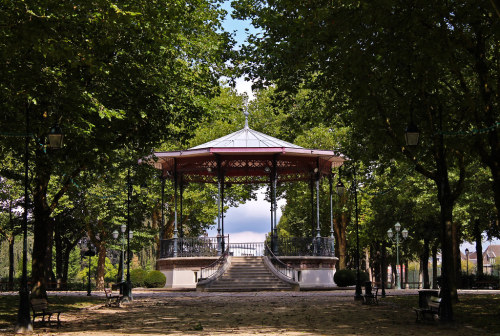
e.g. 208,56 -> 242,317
8,236 -> 15,291
96,243 -> 106,291
333,213 -> 348,270
55,222 -> 63,287
31,201 -> 52,298
8,200 -> 15,291
421,238 -> 430,289
365,247 -> 371,280
381,241 -> 387,293
453,220 -> 462,292
474,219 -> 483,275
404,260 -> 409,289
432,244 -> 438,290
31,151 -> 55,299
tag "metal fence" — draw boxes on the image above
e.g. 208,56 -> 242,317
160,236 -> 335,258
276,237 -> 335,257
228,242 -> 265,256
160,236 -> 229,258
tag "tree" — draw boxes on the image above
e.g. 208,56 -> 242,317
232,0 -> 500,321
0,0 -> 231,297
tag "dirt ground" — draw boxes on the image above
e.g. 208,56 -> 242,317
2,290 -> 492,336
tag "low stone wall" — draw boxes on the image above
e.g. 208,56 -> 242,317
157,257 -> 219,288
279,256 -> 338,289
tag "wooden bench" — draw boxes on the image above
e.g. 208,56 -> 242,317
414,296 -> 441,322
362,286 -> 379,305
104,287 -> 123,307
362,282 -> 379,305
30,298 -> 62,327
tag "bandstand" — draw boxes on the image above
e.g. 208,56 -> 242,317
142,113 -> 344,290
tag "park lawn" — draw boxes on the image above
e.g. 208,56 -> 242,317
0,294 -> 103,330
384,294 -> 500,333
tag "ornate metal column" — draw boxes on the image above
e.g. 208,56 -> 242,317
179,174 -> 184,238
316,169 -> 321,238
216,157 -> 222,255
173,160 -> 178,257
353,165 -> 362,300
329,173 -> 335,257
221,173 -> 225,253
160,174 -> 165,242
272,156 -> 278,254
310,178 -> 314,237
269,170 -> 274,250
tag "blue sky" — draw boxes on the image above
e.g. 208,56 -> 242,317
204,1 -> 276,243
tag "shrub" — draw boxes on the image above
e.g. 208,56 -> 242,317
334,269 -> 356,287
130,269 -> 148,288
359,271 -> 370,284
144,270 -> 166,288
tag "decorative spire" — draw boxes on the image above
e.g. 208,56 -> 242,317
244,110 -> 250,129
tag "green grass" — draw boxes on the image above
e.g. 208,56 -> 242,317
384,294 -> 500,332
0,294 -> 102,330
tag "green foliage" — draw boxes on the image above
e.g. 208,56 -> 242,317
334,269 -> 356,287
67,247 -> 82,281
77,256 -> 117,284
144,270 -> 166,288
130,268 -> 148,288
359,271 -> 370,284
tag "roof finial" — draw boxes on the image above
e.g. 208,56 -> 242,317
244,109 -> 249,129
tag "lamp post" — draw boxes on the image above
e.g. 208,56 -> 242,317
16,111 -> 64,332
387,222 -> 408,290
84,243 -> 96,296
113,225 -> 133,300
113,224 -> 127,283
465,248 -> 469,288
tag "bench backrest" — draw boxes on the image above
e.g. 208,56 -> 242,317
104,288 -> 112,296
31,298 -> 48,311
428,296 -> 441,309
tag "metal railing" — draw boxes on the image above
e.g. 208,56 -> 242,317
275,237 -> 335,257
228,242 -> 265,256
160,236 -> 228,258
199,244 -> 230,281
160,236 -> 335,258
264,241 -> 296,281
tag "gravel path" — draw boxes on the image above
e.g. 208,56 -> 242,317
4,289 -> 492,336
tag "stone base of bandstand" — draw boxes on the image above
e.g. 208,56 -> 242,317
157,257 -> 218,289
279,256 -> 339,289
158,256 -> 338,290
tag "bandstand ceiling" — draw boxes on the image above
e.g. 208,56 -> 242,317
142,118 -> 345,184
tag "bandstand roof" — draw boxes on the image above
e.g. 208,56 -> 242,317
142,114 -> 344,184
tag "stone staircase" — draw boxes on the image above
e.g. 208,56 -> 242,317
203,256 -> 297,292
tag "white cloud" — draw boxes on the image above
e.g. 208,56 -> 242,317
206,187 -> 287,237
234,76 -> 255,101
228,231 -> 267,243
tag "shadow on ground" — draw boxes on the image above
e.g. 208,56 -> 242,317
28,294 -> 486,336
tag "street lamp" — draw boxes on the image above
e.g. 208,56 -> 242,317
387,222 -> 408,290
113,224 -> 133,300
48,124 -> 64,149
16,114 -> 64,332
465,248 -> 469,288
113,224 -> 127,283
84,243 -> 96,296
405,121 -> 420,146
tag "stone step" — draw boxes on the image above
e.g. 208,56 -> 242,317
203,256 -> 294,292
207,287 -> 291,292
216,279 -> 283,284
